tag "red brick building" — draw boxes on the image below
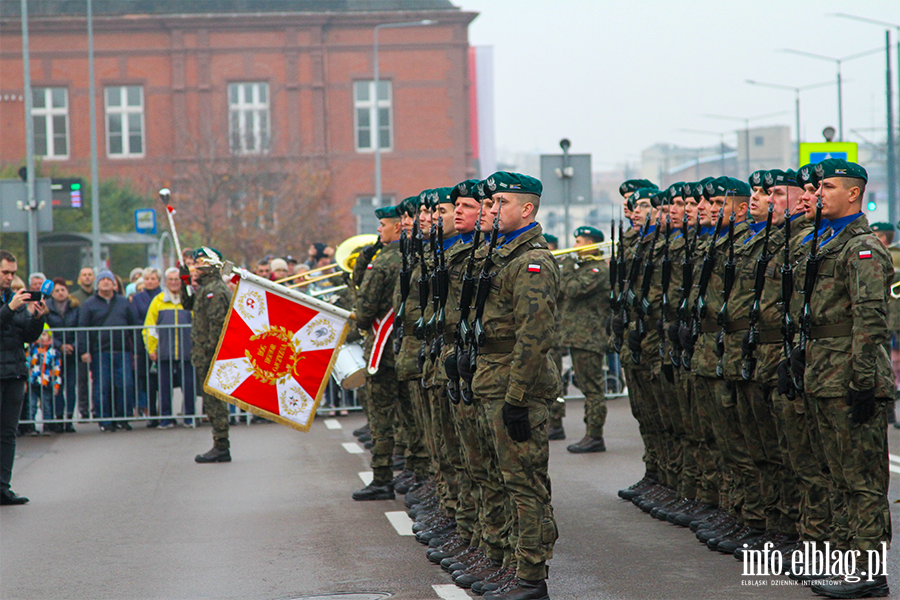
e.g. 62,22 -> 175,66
0,0 -> 478,247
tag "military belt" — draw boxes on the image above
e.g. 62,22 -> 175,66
725,318 -> 750,333
699,319 -> 718,334
479,338 -> 516,354
758,328 -> 782,344
809,323 -> 853,339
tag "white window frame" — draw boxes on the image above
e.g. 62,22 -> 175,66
228,82 -> 270,155
105,85 -> 145,158
32,87 -> 69,160
354,80 -> 393,153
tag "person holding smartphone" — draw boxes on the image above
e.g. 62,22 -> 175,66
0,250 -> 47,505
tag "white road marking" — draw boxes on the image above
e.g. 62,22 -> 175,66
890,465 -> 900,475
385,510 -> 415,536
433,584 -> 472,599
358,471 -> 373,485
889,454 -> 900,464
324,419 -> 341,430
342,442 -> 364,454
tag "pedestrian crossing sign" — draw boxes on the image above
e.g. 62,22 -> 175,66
798,142 -> 858,167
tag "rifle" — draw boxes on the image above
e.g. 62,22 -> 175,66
609,219 -> 618,312
715,209 -> 737,378
616,217 -> 627,304
393,226 -> 410,354
740,201 -> 775,380
671,208 -> 693,368
658,211 -> 672,361
684,201 -> 727,369
413,216 -> 430,373
779,208 -> 797,399
451,202 -> 485,405
430,212 -> 448,363
794,193 -> 824,393
614,211 -> 651,352
632,211 -> 663,365
468,208 -> 502,371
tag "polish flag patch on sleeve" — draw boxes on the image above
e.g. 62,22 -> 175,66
527,264 -> 541,273
367,264 -> 374,269
858,250 -> 872,259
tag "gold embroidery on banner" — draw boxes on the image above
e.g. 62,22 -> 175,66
305,317 -> 336,348
215,362 -> 242,390
245,325 -> 299,386
279,385 -> 310,416
236,289 -> 265,321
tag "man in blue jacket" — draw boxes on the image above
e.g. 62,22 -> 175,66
1,250 -> 47,505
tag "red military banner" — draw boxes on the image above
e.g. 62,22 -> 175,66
204,267 -> 351,432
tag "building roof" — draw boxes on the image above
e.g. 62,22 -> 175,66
1,0 -> 459,18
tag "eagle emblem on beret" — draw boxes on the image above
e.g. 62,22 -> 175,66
799,167 -> 809,182
619,183 -> 628,195
486,177 -> 496,191
705,182 -> 715,195
814,163 -> 825,177
752,172 -> 762,185
764,172 -> 774,186
458,183 -> 468,195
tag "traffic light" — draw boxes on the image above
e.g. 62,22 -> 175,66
50,178 -> 84,208
865,191 -> 877,212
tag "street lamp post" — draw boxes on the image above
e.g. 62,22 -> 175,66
372,19 -> 435,207
780,46 -> 883,142
704,110 -> 790,178
744,79 -> 836,143
559,138 -> 572,240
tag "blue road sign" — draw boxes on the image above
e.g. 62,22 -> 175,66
135,208 -> 157,234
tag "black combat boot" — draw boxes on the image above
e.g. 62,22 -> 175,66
810,570 -> 889,598
483,577 -> 549,600
351,480 -> 395,501
195,447 -> 231,463
566,435 -> 606,453
546,425 -> 566,440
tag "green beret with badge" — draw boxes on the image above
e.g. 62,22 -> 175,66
650,188 -> 669,208
450,179 -> 482,202
797,164 -> 816,188
432,186 -> 455,206
574,226 -> 604,242
667,182 -> 686,200
374,204 -> 401,220
399,196 -> 420,217
483,171 -> 542,197
695,177 -> 713,201
418,189 -> 433,210
749,169 -> 768,188
619,179 -> 657,197
543,233 -> 559,245
194,246 -> 224,268
706,176 -> 751,198
871,222 -> 894,233
761,169 -> 800,194
815,158 -> 868,183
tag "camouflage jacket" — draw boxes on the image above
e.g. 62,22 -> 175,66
692,220 -> 751,378
619,227 -> 656,368
394,250 -> 423,382
793,214 -> 893,398
356,240 -> 401,370
191,269 -> 232,372
559,254 -> 610,353
435,235 -> 479,386
471,223 -> 562,405
659,228 -> 685,367
887,246 -> 900,333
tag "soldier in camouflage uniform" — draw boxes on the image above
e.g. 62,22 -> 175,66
560,226 -> 611,453
871,222 -> 900,427
352,204 -> 407,501
544,234 -> 567,441
192,247 -> 233,463
794,160 -> 892,599
470,171 -> 561,600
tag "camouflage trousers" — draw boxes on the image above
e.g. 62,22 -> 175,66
570,349 -> 607,438
622,366 -> 660,477
733,380 -> 787,532
687,373 -> 721,506
454,397 -> 513,560
673,368 -> 701,500
428,385 -> 462,519
408,382 -> 435,477
356,384 -> 370,422
650,365 -> 682,490
484,395 -> 557,581
395,378 -> 428,477
197,367 -> 229,451
548,348 -> 565,428
772,390 -> 833,542
365,365 -> 401,483
811,395 -> 891,552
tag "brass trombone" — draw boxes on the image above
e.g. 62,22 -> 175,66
285,234 -> 380,290
890,279 -> 900,299
550,240 -> 612,257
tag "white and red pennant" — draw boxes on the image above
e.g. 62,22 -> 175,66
204,267 -> 351,432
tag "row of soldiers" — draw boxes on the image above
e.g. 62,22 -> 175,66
611,160 -> 892,599
348,173 -> 560,600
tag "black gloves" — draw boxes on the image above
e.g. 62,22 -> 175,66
678,323 -> 692,353
361,240 -> 383,263
457,349 -> 474,383
790,346 -> 805,390
444,353 -> 459,380
627,329 -> 643,356
502,402 -> 531,442
741,330 -> 752,358
604,316 -> 612,337
847,387 -> 877,425
776,360 -> 794,397
655,318 -> 665,339
611,313 -> 625,340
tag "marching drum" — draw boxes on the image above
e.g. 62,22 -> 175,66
332,341 -> 367,389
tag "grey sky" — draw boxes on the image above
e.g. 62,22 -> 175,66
461,0 -> 898,170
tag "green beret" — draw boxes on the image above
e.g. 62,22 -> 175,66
705,176 -> 751,199
681,182 -> 695,199
761,169 -> 801,194
667,182 -> 685,200
574,226 -> 604,242
650,188 -> 669,209
374,204 -> 401,220
749,170 -> 768,188
626,196 -> 636,211
432,186 -> 455,206
399,196 -> 420,217
871,222 -> 894,233
193,246 -> 222,262
417,189 -> 432,210
450,179 -> 482,202
631,187 -> 657,202
797,164 -> 817,188
484,171 -> 542,197
619,179 -> 657,197
543,233 -> 559,245
815,158 -> 868,183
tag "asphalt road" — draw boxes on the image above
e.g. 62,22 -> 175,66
2,397 -> 900,600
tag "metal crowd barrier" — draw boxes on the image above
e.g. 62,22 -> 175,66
20,323 -> 363,433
